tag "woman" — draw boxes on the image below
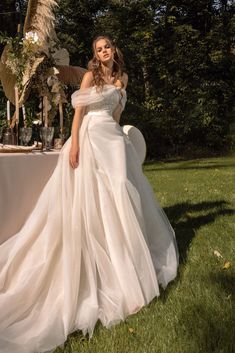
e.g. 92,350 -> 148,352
0,36 -> 179,353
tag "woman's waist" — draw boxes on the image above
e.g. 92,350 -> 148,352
85,109 -> 113,117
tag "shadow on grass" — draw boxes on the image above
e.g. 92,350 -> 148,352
164,200 -> 235,264
211,271 -> 235,296
176,272 -> 235,353
157,203 -> 235,352
142,200 -> 234,306
178,301 -> 235,353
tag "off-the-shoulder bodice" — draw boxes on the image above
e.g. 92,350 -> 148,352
71,84 -> 127,115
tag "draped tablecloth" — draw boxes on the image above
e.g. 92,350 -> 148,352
0,151 -> 60,244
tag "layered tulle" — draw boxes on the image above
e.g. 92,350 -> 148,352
0,85 -> 178,353
71,84 -> 127,110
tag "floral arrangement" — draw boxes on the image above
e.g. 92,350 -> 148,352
0,1 -> 70,145
0,31 -> 41,90
0,30 -> 67,128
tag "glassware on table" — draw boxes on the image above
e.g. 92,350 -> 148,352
54,130 -> 66,150
40,127 -> 54,151
2,128 -> 17,145
19,127 -> 32,146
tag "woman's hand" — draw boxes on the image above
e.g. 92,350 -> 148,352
69,145 -> 80,169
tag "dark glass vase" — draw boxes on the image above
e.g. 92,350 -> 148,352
3,128 -> 17,145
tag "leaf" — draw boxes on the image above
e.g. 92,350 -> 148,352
222,261 -> 231,270
128,327 -> 135,333
213,250 -> 223,258
22,56 -> 45,87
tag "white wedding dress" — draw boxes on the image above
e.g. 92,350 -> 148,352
0,84 -> 179,353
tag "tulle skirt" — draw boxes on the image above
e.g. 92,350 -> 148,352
0,110 -> 178,353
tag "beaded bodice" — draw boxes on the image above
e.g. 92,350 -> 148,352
86,86 -> 126,115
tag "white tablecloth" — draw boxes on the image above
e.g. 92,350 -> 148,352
0,151 -> 60,244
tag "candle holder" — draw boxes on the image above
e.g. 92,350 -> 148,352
60,127 -> 66,143
40,127 -> 54,151
19,127 -> 32,146
2,127 -> 17,145
0,127 -> 3,143
16,121 -> 19,145
53,127 -> 65,150
54,138 -> 63,150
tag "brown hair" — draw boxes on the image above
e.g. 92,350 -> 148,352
88,35 -> 124,88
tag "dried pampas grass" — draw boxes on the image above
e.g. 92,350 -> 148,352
23,0 -> 58,49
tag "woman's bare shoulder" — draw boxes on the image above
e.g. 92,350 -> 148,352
80,71 -> 94,89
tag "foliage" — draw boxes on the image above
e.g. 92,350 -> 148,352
0,1 -> 235,157
0,31 -> 41,89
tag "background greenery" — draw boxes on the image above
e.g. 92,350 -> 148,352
0,0 -> 235,158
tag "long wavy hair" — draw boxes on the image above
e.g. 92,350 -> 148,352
88,35 -> 124,88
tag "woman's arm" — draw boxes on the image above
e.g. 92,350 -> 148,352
69,71 -> 93,169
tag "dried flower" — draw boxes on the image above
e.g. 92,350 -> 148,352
24,31 -> 39,44
213,250 -> 223,258
33,119 -> 42,125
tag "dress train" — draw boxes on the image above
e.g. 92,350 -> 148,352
0,85 -> 178,353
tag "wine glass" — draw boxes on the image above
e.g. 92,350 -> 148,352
19,127 -> 32,146
40,127 -> 54,151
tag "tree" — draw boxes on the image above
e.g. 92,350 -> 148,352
1,0 -> 235,157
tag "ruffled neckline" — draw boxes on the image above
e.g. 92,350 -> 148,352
93,84 -> 126,92
71,83 -> 127,109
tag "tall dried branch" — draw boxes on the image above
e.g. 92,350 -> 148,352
23,0 -> 59,49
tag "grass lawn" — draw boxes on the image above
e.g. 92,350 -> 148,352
55,157 -> 235,353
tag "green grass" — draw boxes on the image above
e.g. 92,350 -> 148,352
55,157 -> 235,353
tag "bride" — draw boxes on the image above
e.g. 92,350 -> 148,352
0,35 -> 179,353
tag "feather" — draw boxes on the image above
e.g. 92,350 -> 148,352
57,65 -> 88,87
23,0 -> 58,49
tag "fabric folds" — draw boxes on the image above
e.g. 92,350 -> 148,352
0,84 -> 178,353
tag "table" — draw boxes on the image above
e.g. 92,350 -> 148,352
0,151 -> 60,244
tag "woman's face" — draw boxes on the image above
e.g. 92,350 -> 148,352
95,39 -> 114,64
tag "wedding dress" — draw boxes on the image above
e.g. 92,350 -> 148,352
0,84 -> 179,353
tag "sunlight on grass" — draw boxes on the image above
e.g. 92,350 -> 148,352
54,157 -> 235,353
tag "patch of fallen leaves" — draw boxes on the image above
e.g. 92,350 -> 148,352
222,261 -> 231,270
213,250 -> 223,258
